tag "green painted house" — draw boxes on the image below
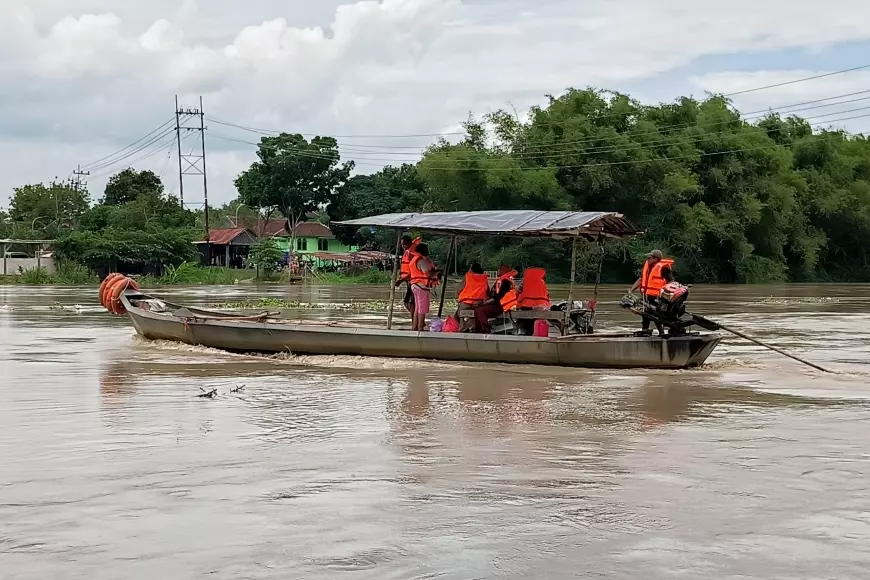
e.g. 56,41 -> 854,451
228,217 -> 358,267
271,221 -> 358,256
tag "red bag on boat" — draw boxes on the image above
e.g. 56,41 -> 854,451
442,316 -> 460,333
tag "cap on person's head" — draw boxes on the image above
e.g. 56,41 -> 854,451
497,264 -> 512,276
470,262 -> 484,274
401,235 -> 413,245
645,250 -> 663,260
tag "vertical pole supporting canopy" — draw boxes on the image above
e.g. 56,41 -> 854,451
563,236 -> 578,335
591,237 -> 604,326
437,237 -> 456,318
386,231 -> 402,330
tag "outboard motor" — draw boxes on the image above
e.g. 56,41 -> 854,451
655,282 -> 689,322
620,282 -> 712,337
550,300 -> 594,334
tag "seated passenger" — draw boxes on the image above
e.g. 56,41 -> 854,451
457,262 -> 490,309
517,267 -> 550,310
517,267 -> 551,335
473,264 -> 517,333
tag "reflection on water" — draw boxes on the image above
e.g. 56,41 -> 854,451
1,284 -> 870,579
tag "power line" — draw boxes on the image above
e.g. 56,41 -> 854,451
207,89 -> 870,157
210,108 -> 870,169
418,124 -> 869,172
208,66 -> 870,143
724,64 -> 870,96
80,119 -> 176,171
211,113 -> 868,172
324,97 -> 870,159
87,133 -> 179,181
85,126 -> 178,175
207,131 -> 386,167
207,116 -> 466,139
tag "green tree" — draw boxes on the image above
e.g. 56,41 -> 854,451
328,164 -> 426,248
8,182 -> 90,236
0,210 -> 10,238
55,182 -> 196,272
235,133 -> 354,249
247,238 -> 284,278
103,169 -> 164,205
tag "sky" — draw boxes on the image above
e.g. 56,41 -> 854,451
2,0 -> 870,210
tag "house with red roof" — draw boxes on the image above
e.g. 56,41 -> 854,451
202,217 -> 357,268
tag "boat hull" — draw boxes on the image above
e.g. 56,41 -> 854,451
122,294 -> 721,369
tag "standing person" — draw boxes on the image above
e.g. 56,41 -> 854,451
473,264 -> 517,333
396,235 -> 422,322
408,243 -> 438,331
629,249 -> 674,336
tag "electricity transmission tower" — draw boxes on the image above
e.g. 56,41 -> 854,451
174,96 -> 210,249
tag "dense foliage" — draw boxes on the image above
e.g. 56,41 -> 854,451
7,182 -> 90,238
235,133 -> 354,241
103,169 -> 164,206
53,179 -> 198,272
326,89 -> 870,283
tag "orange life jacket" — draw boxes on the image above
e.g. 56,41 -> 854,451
409,254 -> 437,288
493,270 -> 518,311
641,258 -> 674,297
517,267 -> 550,308
457,272 -> 490,305
399,237 -> 422,281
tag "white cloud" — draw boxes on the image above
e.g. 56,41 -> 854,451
2,0 -> 870,207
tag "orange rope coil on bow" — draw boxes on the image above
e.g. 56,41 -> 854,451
98,274 -> 139,315
99,273 -> 124,307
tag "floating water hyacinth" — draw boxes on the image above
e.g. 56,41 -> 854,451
209,298 -> 460,312
760,296 -> 839,304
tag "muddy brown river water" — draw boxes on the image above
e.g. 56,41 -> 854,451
1,283 -> 869,579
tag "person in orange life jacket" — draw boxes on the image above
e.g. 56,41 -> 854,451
408,243 -> 438,331
629,249 -> 674,336
457,262 -> 490,307
516,267 -> 550,334
473,264 -> 518,333
396,235 -> 422,321
517,267 -> 550,309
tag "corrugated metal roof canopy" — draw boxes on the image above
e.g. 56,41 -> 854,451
335,210 -> 642,239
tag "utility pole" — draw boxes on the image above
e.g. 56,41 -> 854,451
175,95 -> 210,263
199,96 -> 210,248
175,95 -> 184,208
72,165 -> 90,193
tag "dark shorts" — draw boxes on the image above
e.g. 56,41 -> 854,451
403,284 -> 414,305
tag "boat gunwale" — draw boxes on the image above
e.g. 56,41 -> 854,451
122,292 -> 722,346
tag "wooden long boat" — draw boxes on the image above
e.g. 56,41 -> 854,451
119,291 -> 721,369
106,210 -> 724,369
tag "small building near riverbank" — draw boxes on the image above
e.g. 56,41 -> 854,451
1,239 -> 56,275
225,217 -> 358,268
195,228 -> 258,268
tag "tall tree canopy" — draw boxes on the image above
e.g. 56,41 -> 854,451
235,133 -> 354,240
327,88 -> 870,283
54,171 -> 196,271
103,169 -> 164,206
8,182 -> 90,236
